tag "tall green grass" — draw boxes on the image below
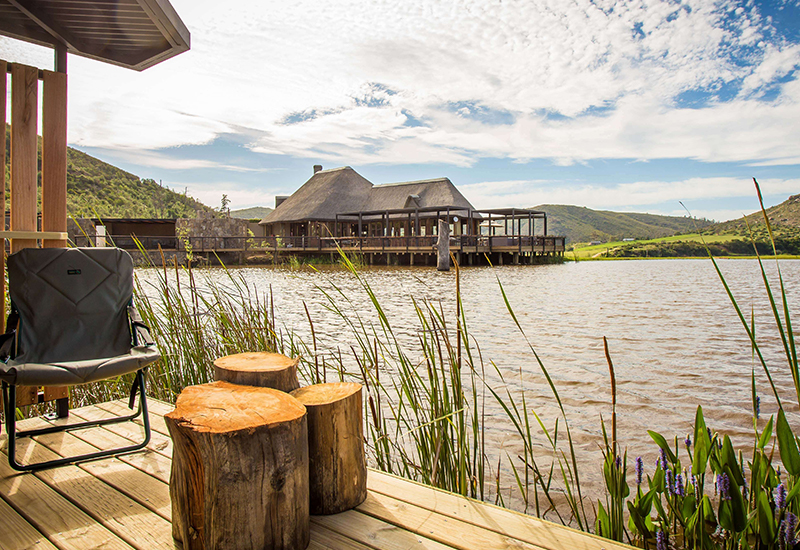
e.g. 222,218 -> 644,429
13,179 -> 797,549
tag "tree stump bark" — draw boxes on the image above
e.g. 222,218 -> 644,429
290,382 -> 366,515
214,351 -> 300,392
165,381 -> 309,550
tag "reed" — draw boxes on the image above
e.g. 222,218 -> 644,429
16,179 -> 797,549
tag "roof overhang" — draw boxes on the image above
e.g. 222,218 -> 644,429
0,0 -> 190,71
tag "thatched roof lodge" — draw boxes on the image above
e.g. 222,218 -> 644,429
260,166 -> 480,238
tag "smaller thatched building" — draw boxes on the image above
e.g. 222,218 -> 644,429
259,166 -> 479,238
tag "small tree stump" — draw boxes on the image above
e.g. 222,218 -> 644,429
290,382 -> 366,515
214,351 -> 300,392
165,381 -> 309,550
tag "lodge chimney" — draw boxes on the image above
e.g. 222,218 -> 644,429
275,195 -> 289,208
313,164 -> 323,174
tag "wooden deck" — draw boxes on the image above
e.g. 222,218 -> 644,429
1,398 -> 630,550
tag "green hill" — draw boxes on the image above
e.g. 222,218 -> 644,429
4,125 -> 210,218
230,206 -> 272,220
532,204 -> 713,244
703,193 -> 800,239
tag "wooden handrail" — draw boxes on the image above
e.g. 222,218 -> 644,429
0,230 -> 69,240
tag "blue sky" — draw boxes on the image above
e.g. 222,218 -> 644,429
3,0 -> 800,221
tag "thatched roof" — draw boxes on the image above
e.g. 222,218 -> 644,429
260,167 -> 373,224
260,169 -> 477,225
364,178 -> 474,213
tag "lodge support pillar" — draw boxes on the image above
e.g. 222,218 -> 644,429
10,63 -> 38,253
0,60 -> 6,333
42,69 -> 68,248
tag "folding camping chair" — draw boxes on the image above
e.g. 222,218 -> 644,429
0,247 -> 160,471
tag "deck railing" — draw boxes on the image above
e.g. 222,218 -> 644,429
74,234 -> 566,253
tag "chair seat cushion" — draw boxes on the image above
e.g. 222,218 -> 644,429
1,345 -> 160,386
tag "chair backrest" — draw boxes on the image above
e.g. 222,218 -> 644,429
7,247 -> 135,364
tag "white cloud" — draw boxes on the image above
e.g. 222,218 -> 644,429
3,0 -> 800,169
459,176 -> 800,220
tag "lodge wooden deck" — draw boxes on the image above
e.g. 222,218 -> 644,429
0,398 -> 628,550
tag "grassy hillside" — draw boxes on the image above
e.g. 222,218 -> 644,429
703,193 -> 800,239
230,206 -> 272,220
532,204 -> 713,243
4,125 -> 210,218
571,193 -> 800,258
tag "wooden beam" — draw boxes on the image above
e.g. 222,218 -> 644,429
10,63 -> 38,252
7,0 -> 86,52
42,69 -> 68,248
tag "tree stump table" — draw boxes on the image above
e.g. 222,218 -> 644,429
214,351 -> 300,392
165,381 -> 309,550
290,382 -> 367,515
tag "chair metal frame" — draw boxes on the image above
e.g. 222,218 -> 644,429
2,368 -> 151,472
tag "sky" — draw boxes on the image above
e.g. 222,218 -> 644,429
3,0 -> 800,222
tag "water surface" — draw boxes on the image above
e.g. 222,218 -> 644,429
138,259 -> 800,506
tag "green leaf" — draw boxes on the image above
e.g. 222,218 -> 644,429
722,436 -> 745,486
627,500 -> 651,539
692,406 -> 711,476
681,493 -> 697,521
757,491 -> 776,545
648,430 -> 677,464
724,465 -> 747,533
758,416 -> 774,449
786,479 -> 800,506
777,409 -> 800,476
595,501 -> 610,537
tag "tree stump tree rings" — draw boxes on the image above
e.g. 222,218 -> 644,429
213,351 -> 300,392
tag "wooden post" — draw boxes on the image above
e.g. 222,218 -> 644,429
166,381 -> 309,550
436,219 -> 450,271
10,63 -> 38,253
1,60 -> 6,334
214,351 -> 300,392
290,382 -> 366,515
42,71 -> 67,248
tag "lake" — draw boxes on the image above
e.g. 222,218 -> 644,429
137,258 -> 800,509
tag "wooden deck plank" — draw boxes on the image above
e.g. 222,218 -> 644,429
367,471 -> 630,550
6,436 -> 175,550
356,491 -> 550,550
67,407 -> 172,484
0,497 -> 59,550
29,415 -> 172,521
312,509 -> 458,550
2,397 -> 631,550
0,450 -> 135,550
308,524 -> 380,550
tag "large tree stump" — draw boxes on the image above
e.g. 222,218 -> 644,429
214,351 -> 300,392
165,381 -> 309,550
290,382 -> 367,515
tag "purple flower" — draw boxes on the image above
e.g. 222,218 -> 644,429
707,427 -> 713,441
756,395 -> 761,419
659,448 -> 668,471
656,530 -> 668,550
635,456 -> 644,485
778,483 -> 787,509
675,474 -> 685,497
717,473 -> 731,501
684,434 -> 692,451
615,455 -> 622,470
778,466 -> 782,481
666,469 -> 674,496
787,512 -> 797,546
